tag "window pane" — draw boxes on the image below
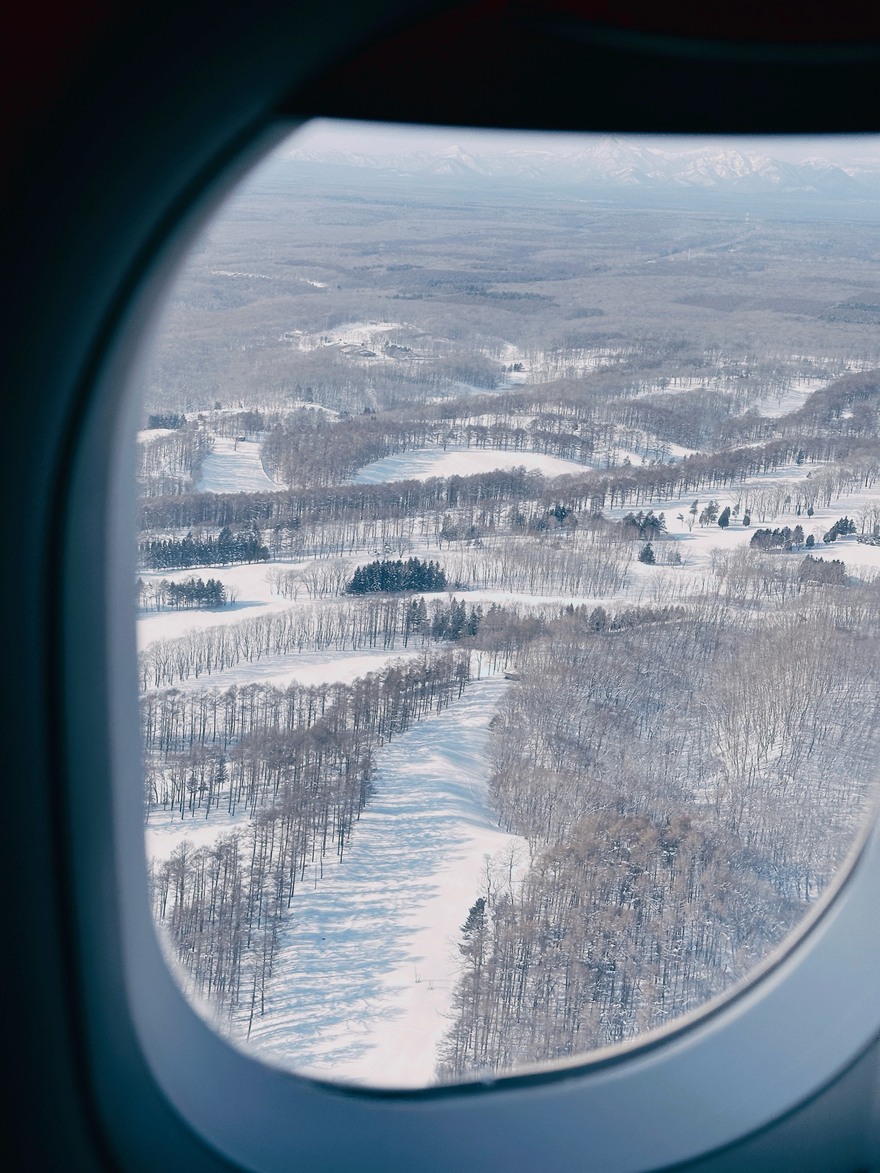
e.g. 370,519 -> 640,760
137,121 -> 880,1087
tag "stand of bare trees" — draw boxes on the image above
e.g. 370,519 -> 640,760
442,531 -> 631,597
139,595 -> 475,689
138,422 -> 212,497
439,577 -> 879,1080
149,650 -> 472,1030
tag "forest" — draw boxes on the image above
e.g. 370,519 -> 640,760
439,584 -> 877,1077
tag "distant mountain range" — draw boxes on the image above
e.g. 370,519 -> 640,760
284,137 -> 880,199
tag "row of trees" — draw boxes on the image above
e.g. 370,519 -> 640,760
137,577 -> 229,611
750,526 -> 807,551
138,595 -> 484,690
149,651 -> 473,1029
346,558 -> 448,595
137,429 -> 880,555
440,532 -> 631,598
139,526 -> 269,570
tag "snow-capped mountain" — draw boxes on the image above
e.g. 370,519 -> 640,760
284,136 -> 880,198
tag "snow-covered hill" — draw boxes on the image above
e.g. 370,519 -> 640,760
284,136 -> 880,199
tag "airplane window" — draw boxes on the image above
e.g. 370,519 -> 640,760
135,118 -> 880,1090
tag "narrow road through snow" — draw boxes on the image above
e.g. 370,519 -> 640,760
242,674 -> 526,1088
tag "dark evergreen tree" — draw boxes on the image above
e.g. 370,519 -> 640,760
798,555 -> 847,585
346,557 -> 448,594
823,517 -> 857,544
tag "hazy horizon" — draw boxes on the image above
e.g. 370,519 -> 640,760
289,118 -> 880,167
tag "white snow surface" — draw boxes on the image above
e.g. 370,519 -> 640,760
145,646 -> 432,694
749,377 -> 829,419
284,320 -> 405,351
147,808 -> 248,861
197,437 -> 278,493
137,562 -> 292,647
352,445 -> 588,484
141,423 -> 880,1087
242,674 -> 526,1088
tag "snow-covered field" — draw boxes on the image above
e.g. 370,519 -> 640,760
148,645 -> 433,694
749,377 -> 830,418
138,561 -> 294,647
241,674 -> 525,1087
140,383 -> 880,1088
147,807 -> 248,860
283,320 -> 406,353
352,445 -> 590,484
197,437 -> 279,493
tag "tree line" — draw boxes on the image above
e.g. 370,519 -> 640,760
139,525 -> 269,570
137,576 -> 229,610
137,430 -> 880,553
346,557 -> 447,594
138,595 -> 484,690
149,650 -> 472,1032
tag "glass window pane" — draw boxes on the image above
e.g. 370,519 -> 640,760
137,121 -> 880,1087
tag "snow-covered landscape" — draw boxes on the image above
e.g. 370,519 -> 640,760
137,126 -> 880,1090
140,410 -> 880,1085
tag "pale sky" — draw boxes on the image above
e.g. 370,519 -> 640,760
289,118 -> 880,167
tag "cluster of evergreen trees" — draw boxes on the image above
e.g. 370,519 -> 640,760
346,557 -> 447,594
139,526 -> 269,570
620,510 -> 666,540
750,525 -> 806,551
138,577 -> 227,610
823,516 -> 857,543
798,555 -> 847,586
163,577 -> 226,608
146,412 -> 186,430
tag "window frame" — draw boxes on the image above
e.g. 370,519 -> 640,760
56,119 -> 880,1171
20,3 -> 880,1168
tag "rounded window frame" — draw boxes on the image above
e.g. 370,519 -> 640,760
46,8 -> 880,1168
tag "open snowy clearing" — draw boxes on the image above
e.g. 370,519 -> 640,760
197,437 -> 279,493
598,478 -> 880,602
241,673 -> 526,1088
138,559 -> 373,650
142,645 -> 432,695
138,597 -> 286,648
147,807 -> 248,861
352,445 -> 590,484
750,377 -> 830,418
137,561 -> 301,648
284,320 -> 407,351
